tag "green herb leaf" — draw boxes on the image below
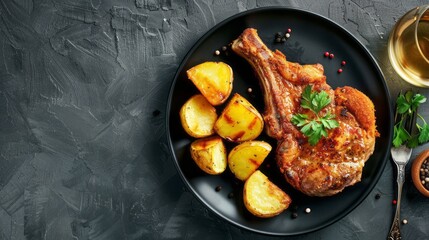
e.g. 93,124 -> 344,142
418,122 -> 429,144
307,125 -> 323,146
407,135 -> 420,148
392,124 -> 410,148
392,91 -> 429,148
291,85 -> 339,146
411,94 -> 426,112
300,121 -> 313,136
321,118 -> 340,129
301,85 -> 316,111
396,91 -> 427,115
313,90 -> 331,113
396,94 -> 410,114
291,114 -> 308,127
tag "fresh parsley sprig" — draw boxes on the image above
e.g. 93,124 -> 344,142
392,91 -> 429,148
291,85 -> 339,145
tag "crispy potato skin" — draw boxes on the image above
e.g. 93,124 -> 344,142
243,170 -> 291,218
190,136 -> 227,175
186,62 -> 233,106
228,141 -> 272,181
180,94 -> 217,138
214,93 -> 264,142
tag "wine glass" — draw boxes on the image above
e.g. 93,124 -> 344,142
388,5 -> 429,87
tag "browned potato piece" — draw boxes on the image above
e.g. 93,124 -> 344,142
214,93 -> 264,142
186,62 -> 233,106
228,141 -> 272,181
180,94 -> 217,138
243,170 -> 291,218
190,136 -> 227,175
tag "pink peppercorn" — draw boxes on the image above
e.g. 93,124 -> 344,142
393,199 -> 397,205
287,28 -> 292,33
337,68 -> 343,73
341,60 -> 346,66
329,53 -> 334,59
324,52 -> 330,57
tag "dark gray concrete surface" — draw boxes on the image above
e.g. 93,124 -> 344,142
1,0 -> 429,239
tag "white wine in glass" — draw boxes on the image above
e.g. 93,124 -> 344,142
388,5 -> 429,87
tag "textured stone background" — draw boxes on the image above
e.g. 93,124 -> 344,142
1,0 -> 429,239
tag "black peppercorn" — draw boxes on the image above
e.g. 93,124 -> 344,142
152,109 -> 160,117
228,192 -> 234,198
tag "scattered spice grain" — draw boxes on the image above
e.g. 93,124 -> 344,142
274,29 -> 292,43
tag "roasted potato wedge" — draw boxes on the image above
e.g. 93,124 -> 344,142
228,141 -> 272,181
190,136 -> 227,175
243,170 -> 291,218
214,93 -> 264,142
180,94 -> 217,138
187,61 -> 233,106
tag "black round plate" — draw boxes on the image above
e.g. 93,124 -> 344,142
166,7 -> 393,236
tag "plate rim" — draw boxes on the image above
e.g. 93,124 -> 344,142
165,6 -> 393,236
